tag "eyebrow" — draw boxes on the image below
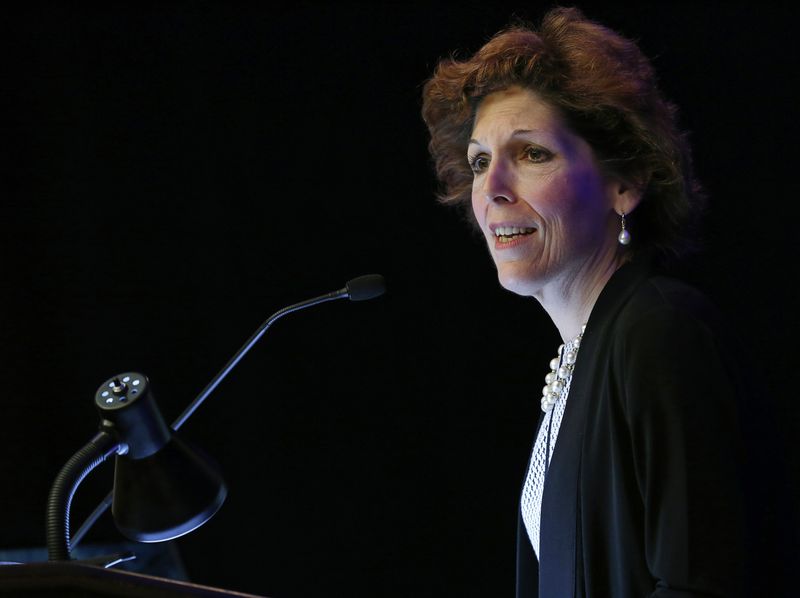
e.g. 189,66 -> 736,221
468,129 -> 547,146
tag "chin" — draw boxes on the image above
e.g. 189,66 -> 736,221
495,263 -> 540,297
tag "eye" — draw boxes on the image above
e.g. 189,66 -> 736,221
524,146 -> 552,163
467,153 -> 489,174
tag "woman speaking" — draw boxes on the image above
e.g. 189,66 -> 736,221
421,6 -> 782,597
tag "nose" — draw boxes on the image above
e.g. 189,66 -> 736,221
481,158 -> 516,204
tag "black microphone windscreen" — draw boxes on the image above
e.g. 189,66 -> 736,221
346,274 -> 386,301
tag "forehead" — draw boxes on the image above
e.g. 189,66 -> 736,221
471,86 -> 564,139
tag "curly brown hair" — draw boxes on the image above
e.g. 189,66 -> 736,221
421,6 -> 705,264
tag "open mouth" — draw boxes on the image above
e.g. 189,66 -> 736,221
494,226 -> 536,244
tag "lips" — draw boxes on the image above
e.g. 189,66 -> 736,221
492,225 -> 536,244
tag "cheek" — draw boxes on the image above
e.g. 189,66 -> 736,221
519,174 -> 565,218
470,188 -> 485,227
534,170 -> 605,220
572,167 -> 608,204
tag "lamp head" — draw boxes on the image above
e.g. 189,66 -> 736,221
95,373 -> 227,542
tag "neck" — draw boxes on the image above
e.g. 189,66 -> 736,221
535,253 -> 626,343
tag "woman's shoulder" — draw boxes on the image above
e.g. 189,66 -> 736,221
618,273 -> 726,333
609,272 -> 753,379
589,259 -> 749,368
591,256 -> 725,339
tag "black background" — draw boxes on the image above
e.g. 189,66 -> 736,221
3,2 -> 799,597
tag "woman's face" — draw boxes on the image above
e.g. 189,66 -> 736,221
469,86 -> 623,298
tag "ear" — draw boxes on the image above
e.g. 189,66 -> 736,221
607,176 -> 644,216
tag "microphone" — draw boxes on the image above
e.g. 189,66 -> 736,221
70,273 -> 386,548
344,274 -> 387,302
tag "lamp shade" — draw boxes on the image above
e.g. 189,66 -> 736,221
95,372 -> 227,543
112,435 -> 227,542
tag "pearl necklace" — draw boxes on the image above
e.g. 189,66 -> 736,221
540,324 -> 586,413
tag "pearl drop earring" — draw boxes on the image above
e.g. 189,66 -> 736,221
618,212 -> 631,245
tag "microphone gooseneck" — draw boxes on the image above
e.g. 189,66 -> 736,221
171,273 -> 386,430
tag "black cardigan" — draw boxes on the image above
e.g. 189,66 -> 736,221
515,258 -> 777,597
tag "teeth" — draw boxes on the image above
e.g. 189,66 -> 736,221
494,226 -> 535,237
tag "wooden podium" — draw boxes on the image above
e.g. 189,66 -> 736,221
0,561 -> 270,597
